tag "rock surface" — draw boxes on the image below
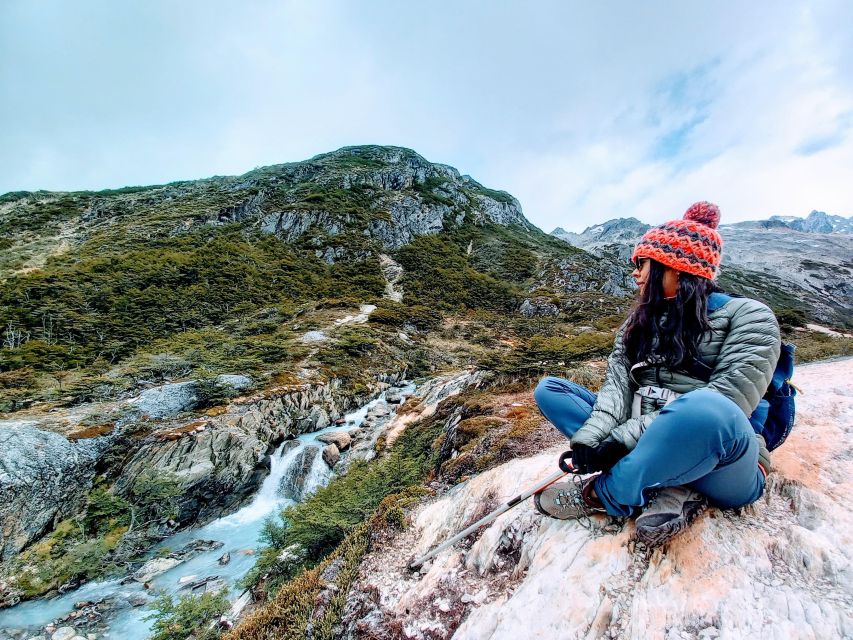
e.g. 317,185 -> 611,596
316,431 -> 352,451
129,381 -> 199,419
339,358 -> 853,639
0,426 -> 108,560
322,444 -> 340,468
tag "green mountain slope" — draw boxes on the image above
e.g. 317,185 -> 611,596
0,146 -> 621,411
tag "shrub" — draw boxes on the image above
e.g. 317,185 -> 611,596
83,488 -> 131,536
146,589 -> 230,640
195,377 -> 239,409
128,471 -> 182,525
368,301 -> 442,331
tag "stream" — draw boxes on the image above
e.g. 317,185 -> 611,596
0,384 -> 415,639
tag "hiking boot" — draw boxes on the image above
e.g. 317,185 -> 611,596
534,474 -> 606,520
635,486 -> 707,547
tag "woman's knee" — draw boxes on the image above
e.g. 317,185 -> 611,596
666,389 -> 749,432
534,376 -> 566,407
648,388 -> 754,457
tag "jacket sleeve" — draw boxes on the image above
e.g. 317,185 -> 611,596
571,324 -> 633,448
706,299 -> 781,416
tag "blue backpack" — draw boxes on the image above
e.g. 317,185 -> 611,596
705,292 -> 797,450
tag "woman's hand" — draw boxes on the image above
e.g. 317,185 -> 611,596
571,440 -> 629,473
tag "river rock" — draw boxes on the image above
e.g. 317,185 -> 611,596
218,551 -> 231,565
131,539 -> 223,582
131,557 -> 182,583
367,402 -> 391,418
51,629 -> 75,640
316,431 -> 351,451
322,444 -> 340,468
0,425 -> 107,560
385,391 -> 403,404
279,445 -> 320,501
126,593 -> 150,607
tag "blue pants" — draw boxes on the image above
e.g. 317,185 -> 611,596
534,376 -> 765,517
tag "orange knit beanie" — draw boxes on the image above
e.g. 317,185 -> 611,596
631,201 -> 723,280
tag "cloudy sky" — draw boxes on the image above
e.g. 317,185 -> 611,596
1,1 -> 851,232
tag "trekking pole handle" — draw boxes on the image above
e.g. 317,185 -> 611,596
559,450 -> 575,474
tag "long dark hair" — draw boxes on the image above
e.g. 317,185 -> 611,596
623,259 -> 719,369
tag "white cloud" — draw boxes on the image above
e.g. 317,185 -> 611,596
1,1 -> 850,231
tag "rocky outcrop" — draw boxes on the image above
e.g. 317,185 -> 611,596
223,146 -> 534,254
540,253 -> 634,298
0,426 -> 109,561
339,358 -> 853,639
115,375 -> 402,526
518,298 -> 559,318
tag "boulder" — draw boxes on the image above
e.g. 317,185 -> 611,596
131,539 -> 223,582
218,552 -> 231,565
322,444 -> 340,468
316,431 -> 352,451
0,425 -> 107,560
215,374 -> 252,391
51,629 -> 76,640
131,557 -> 182,583
367,402 -> 391,418
129,381 -> 198,419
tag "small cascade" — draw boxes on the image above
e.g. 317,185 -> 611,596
300,445 -> 333,498
278,445 -> 321,501
218,442 -> 302,527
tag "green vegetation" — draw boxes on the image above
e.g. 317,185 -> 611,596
226,523 -> 372,640
396,234 -> 521,311
6,473 -> 182,600
788,329 -> 853,363
146,589 -> 230,640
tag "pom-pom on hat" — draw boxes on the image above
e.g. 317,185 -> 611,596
631,201 -> 723,280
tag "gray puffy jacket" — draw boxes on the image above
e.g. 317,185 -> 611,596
571,296 -> 781,450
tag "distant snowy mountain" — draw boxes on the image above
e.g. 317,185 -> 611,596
723,210 -> 853,235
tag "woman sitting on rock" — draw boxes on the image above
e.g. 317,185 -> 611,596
533,202 -> 780,546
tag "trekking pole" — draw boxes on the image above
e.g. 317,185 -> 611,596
408,451 -> 575,570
